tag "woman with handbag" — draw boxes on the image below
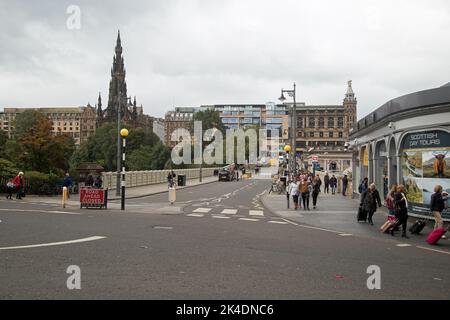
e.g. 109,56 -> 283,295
430,185 -> 447,239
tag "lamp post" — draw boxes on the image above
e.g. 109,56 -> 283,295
279,83 -> 297,175
284,144 -> 291,209
120,128 -> 129,210
116,92 -> 122,196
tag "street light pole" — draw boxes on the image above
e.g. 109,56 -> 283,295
120,128 -> 129,210
279,83 -> 298,175
116,92 -> 122,196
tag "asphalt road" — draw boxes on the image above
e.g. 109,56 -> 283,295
0,179 -> 449,299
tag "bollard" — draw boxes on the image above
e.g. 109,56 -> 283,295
169,186 -> 176,205
62,186 -> 68,208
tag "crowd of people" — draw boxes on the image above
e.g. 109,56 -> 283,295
359,178 -> 448,240
4,171 -> 104,200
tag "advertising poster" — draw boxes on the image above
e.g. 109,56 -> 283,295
400,130 -> 450,219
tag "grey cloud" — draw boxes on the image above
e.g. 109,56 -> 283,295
0,0 -> 449,118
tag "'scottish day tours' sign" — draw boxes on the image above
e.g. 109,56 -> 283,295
402,130 -> 450,149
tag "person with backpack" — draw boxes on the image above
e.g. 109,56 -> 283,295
342,175 -> 349,196
391,184 -> 409,238
359,177 -> 369,194
430,185 -> 447,239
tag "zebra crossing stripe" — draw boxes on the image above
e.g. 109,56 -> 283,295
268,221 -> 288,225
239,218 -> 260,222
212,215 -> 231,219
187,213 -> 204,217
249,210 -> 264,216
221,209 -> 238,215
193,208 -> 212,213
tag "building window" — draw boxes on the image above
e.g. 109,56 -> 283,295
318,117 -> 324,128
328,117 -> 334,128
339,132 -> 343,138
319,132 -> 324,138
338,117 -> 344,128
297,117 -> 303,128
308,117 -> 315,128
329,131 -> 333,138
309,132 -> 314,138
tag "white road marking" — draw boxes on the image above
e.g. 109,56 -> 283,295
193,208 -> 212,213
0,209 -> 80,215
153,226 -> 173,230
280,218 -> 343,234
396,244 -> 412,247
268,221 -> 289,225
187,214 -> 204,217
212,215 -> 231,219
416,246 -> 450,256
0,236 -> 106,251
249,210 -> 264,216
339,234 -> 353,237
239,218 -> 260,222
221,209 -> 238,215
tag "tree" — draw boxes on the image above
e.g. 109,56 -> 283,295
0,130 -> 8,152
14,109 -> 45,139
20,117 -> 75,172
193,109 -> 225,134
70,122 -> 169,172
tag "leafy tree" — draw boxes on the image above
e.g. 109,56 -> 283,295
0,159 -> 18,178
2,140 -> 24,163
20,117 -> 74,172
70,122 -> 169,172
0,130 -> 8,152
14,109 -> 45,139
193,109 -> 225,133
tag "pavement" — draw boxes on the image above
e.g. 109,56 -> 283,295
0,176 -> 449,300
261,190 -> 450,252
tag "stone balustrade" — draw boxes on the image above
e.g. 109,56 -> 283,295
102,168 -> 220,190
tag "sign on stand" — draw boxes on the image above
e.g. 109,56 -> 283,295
80,188 -> 108,209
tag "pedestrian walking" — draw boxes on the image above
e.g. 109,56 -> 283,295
13,172 -> 26,200
312,176 -> 321,209
167,170 -> 176,188
94,175 -> 103,189
430,185 -> 448,239
85,174 -> 94,187
62,172 -> 73,198
300,177 -> 311,210
289,178 -> 300,210
324,172 -> 330,194
385,184 -> 397,222
6,179 -> 15,200
342,174 -> 349,196
392,184 -> 409,238
330,175 -> 337,195
358,177 -> 369,194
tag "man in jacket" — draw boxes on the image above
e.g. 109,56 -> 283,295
324,172 -> 330,194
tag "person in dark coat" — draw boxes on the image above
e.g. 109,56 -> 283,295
323,172 -> 330,194
392,184 -> 409,238
430,185 -> 447,238
330,175 -> 337,195
312,176 -> 321,209
342,175 -> 349,196
360,183 -> 382,225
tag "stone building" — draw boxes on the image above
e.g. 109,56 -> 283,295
0,105 -> 97,146
164,107 -> 196,148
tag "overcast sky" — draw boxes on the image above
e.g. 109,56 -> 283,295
1,0 -> 449,118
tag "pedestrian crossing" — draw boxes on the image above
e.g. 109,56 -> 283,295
183,206 -> 289,225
